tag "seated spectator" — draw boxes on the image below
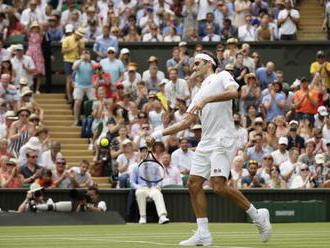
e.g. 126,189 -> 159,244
258,154 -> 274,183
271,137 -> 289,166
278,0 -> 300,40
256,61 -> 277,90
171,137 -> 193,176
20,149 -> 42,185
18,136 -> 42,166
241,43 -> 255,73
130,160 -> 170,224
314,106 -> 328,129
241,160 -> 266,188
280,147 -> 300,188
256,14 -> 274,41
1,111 -> 18,139
221,18 -> 238,41
262,82 -> 286,122
250,0 -> 270,17
245,133 -> 267,165
86,186 -> 107,212
314,128 -> 327,155
230,155 -> 249,188
290,163 -> 313,189
72,49 -> 96,126
233,113 -> 248,150
238,14 -> 256,42
268,166 -> 286,189
40,141 -> 62,171
20,0 -> 46,27
322,114 -> 330,140
36,169 -> 54,189
124,26 -> 141,42
264,122 -> 278,152
52,156 -> 77,189
117,139 -> 138,188
70,160 -> 94,188
93,24 -> 118,61
189,124 -> 202,149
287,120 -> 305,151
0,73 -> 20,109
202,24 -> 221,42
166,47 -> 190,79
185,26 -> 199,42
313,153 -> 328,187
248,117 -> 267,142
0,138 -> 15,158
142,24 -> 163,42
161,153 -> 183,188
47,15 -> 63,42
298,138 -> 316,168
122,64 -> 140,94
84,20 -> 102,42
163,26 -> 181,42
0,158 -> 24,188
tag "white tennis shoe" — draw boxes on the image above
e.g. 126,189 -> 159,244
179,230 -> 212,246
254,208 -> 272,242
138,216 -> 146,224
159,215 -> 170,224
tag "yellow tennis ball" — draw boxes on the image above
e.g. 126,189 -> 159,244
100,138 -> 109,147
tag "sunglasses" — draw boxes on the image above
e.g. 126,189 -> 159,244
255,122 -> 263,125
142,126 -> 150,130
263,157 -> 272,160
301,168 -> 309,172
20,114 -> 29,117
252,55 -> 259,58
56,162 -> 65,165
249,160 -> 258,165
28,155 -> 38,159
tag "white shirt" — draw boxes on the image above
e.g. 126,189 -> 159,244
61,9 -> 82,26
322,125 -> 330,142
96,201 -> 107,211
278,9 -> 300,35
142,33 -> 163,42
202,34 -> 221,42
171,148 -> 194,172
238,25 -> 257,42
11,55 -> 36,87
164,35 -> 181,42
187,71 -> 239,152
20,8 -> 46,26
243,56 -> 255,73
236,127 -> 248,150
279,160 -> 299,188
116,152 -> 138,176
149,110 -> 163,129
165,79 -> 190,109
271,149 -> 289,166
40,151 -> 63,171
161,166 -> 183,187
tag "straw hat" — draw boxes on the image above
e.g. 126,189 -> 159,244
30,21 -> 40,29
16,107 -> 31,116
75,27 -> 85,37
21,86 -> 33,97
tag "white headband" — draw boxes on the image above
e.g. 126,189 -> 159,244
194,53 -> 216,66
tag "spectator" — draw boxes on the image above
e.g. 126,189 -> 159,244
278,0 -> 300,40
26,21 -> 44,94
60,0 -> 81,27
20,0 -> 46,27
298,139 -> 316,168
241,43 -> 255,73
238,14 -> 256,42
310,50 -> 330,89
279,147 -> 300,188
322,114 -> 330,140
148,98 -> 164,131
256,61 -> 277,90
214,1 -> 233,31
233,52 -> 249,88
215,45 -> 228,71
84,20 -> 102,42
287,120 -> 305,151
314,128 -> 327,155
233,0 -> 251,27
314,106 -> 328,129
130,160 -> 170,224
0,73 -> 20,110
182,0 -> 198,40
124,26 -> 141,42
240,73 -> 260,115
248,117 -> 266,141
142,24 -> 163,42
271,137 -> 289,166
165,68 -> 190,109
233,113 -> 248,150
35,168 -> 54,189
70,160 -> 94,188
322,0 -> 330,39
86,186 -> 107,212
117,139 -> 138,188
18,134 -> 45,166
202,24 -> 221,42
241,159 -> 266,188
197,0 -> 216,22
93,24 -> 118,61
52,156 -> 77,189
189,124 -> 202,149
17,182 -> 47,212
0,56 -> 16,82
47,15 -> 63,42
72,49 -> 96,126
256,14 -> 273,41
230,155 -> 249,188
250,0 -> 270,17
252,51 -> 263,70
11,44 -> 36,88
221,18 -> 238,41
245,133 -> 267,165
258,154 -> 274,184
0,158 -> 24,188
171,137 -> 193,176
166,46 -> 190,79
40,141 -> 61,171
164,26 -> 181,42
290,163 -> 313,189
313,153 -> 328,187
100,46 -> 125,87
161,152 -> 183,188
292,77 -> 319,125
262,82 -> 286,122
1,111 -> 18,140
92,63 -> 112,98
142,56 -> 165,88
20,149 -> 42,185
198,12 -> 220,38
61,26 -> 85,104
268,166 -> 286,189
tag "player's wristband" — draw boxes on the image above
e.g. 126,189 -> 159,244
151,130 -> 163,140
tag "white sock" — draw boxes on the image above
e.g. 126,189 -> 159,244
197,218 -> 209,234
246,204 -> 258,221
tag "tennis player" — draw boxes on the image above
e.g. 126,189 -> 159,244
147,51 -> 271,246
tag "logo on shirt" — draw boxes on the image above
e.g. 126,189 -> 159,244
213,168 -> 222,174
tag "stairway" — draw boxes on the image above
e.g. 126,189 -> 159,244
297,0 -> 327,40
34,94 -> 93,167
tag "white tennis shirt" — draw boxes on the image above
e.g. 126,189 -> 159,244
187,71 -> 239,152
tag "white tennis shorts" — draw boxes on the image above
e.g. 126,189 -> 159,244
190,138 -> 237,179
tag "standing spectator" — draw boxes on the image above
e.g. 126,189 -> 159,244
221,19 -> 238,41
241,160 -> 266,188
310,50 -> 330,89
60,0 -> 81,27
278,0 -> 300,40
61,27 -> 85,104
271,137 -> 289,166
20,149 -> 42,184
224,39 -> 239,64
161,153 -> 183,188
164,68 -> 190,109
20,0 -> 46,27
92,63 -> 112,98
72,49 -> 96,126
93,25 -> 118,61
100,47 -> 125,87
233,53 -> 249,88
314,128 -> 327,155
256,61 -> 277,90
240,73 -> 260,115
47,15 -> 63,42
70,160 -> 94,188
322,0 -> 330,40
245,133 -> 267,165
11,44 -> 36,88
262,82 -> 285,122
171,137 -> 193,176
292,77 -> 319,124
233,0 -> 251,27
182,0 -> 198,40
130,159 -> 170,224
142,56 -> 165,88
287,121 -> 305,151
238,14 -> 256,42
166,46 -> 190,79
26,22 -> 44,94
250,0 -> 270,17
84,20 -> 102,42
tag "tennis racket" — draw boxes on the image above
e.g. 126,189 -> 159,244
138,148 -> 165,183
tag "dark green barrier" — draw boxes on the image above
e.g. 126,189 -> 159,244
1,189 -> 330,222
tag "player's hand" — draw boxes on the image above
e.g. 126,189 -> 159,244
145,135 -> 155,148
188,99 -> 207,115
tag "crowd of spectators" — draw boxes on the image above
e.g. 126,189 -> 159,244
0,0 -> 329,196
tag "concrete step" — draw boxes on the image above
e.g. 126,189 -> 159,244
53,138 -> 88,144
34,93 -> 66,99
61,144 -> 89,150
97,183 -> 112,189
92,177 -> 111,184
65,156 -> 94,163
44,115 -> 74,120
43,120 -> 75,126
36,99 -> 68,104
51,132 -> 81,138
47,126 -> 81,132
44,109 -> 72,115
62,150 -> 93,156
41,104 -> 71,110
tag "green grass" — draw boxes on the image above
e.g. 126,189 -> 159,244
0,223 -> 329,248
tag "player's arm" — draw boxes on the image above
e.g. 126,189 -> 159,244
188,85 -> 238,114
148,113 -> 197,142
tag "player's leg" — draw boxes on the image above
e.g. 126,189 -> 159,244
135,187 -> 149,224
149,187 -> 169,224
188,175 -> 207,218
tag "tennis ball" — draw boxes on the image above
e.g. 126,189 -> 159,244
100,138 -> 109,147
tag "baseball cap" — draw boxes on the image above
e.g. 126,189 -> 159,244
315,154 -> 325,164
278,136 -> 288,145
316,50 -> 325,58
318,106 -> 328,116
65,24 -> 74,33
254,117 -> 264,123
158,78 -> 168,86
289,120 -> 299,126
120,48 -> 130,55
107,46 -> 116,53
178,41 -> 187,47
15,44 -> 24,50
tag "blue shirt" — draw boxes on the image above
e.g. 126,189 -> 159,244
100,58 -> 124,83
93,35 -> 118,58
262,93 -> 285,121
246,147 -> 266,165
166,58 -> 189,79
130,164 -> 160,189
74,60 -> 94,88
47,27 -> 63,42
256,67 -> 277,90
